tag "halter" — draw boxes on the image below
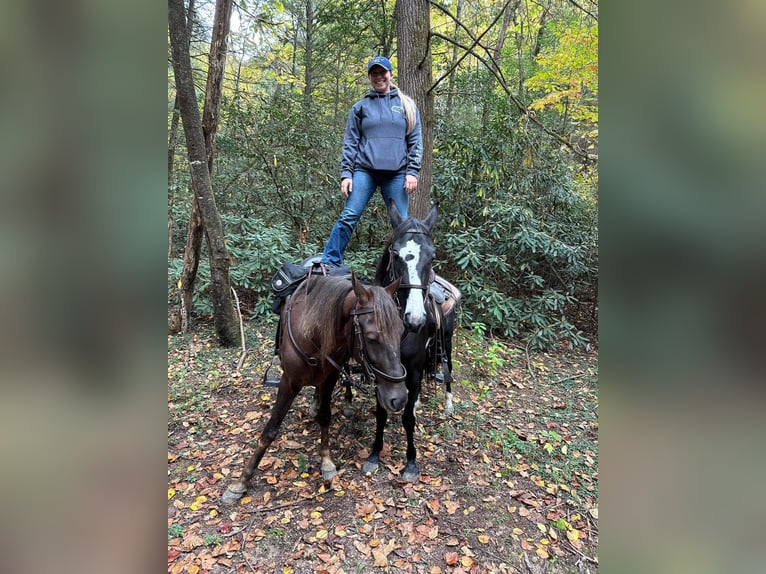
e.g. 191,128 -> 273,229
284,284 -> 406,386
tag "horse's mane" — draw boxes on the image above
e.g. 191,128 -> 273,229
298,276 -> 401,358
374,242 -> 393,285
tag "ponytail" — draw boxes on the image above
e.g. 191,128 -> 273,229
393,85 -> 417,135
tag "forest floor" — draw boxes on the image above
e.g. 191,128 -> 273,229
168,317 -> 598,574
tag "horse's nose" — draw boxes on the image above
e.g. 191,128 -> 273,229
404,311 -> 425,331
389,396 -> 405,413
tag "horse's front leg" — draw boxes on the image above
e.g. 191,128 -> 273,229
401,379 -> 421,482
363,401 -> 388,474
316,373 -> 339,480
222,376 -> 299,504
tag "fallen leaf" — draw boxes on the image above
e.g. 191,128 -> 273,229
444,551 -> 459,566
443,500 -> 460,514
181,533 -> 205,550
445,537 -> 459,546
354,540 -> 371,557
372,547 -> 389,567
477,535 -> 490,544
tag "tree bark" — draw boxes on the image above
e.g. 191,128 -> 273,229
168,0 -> 196,262
168,94 -> 180,260
202,0 -> 233,174
395,0 -> 433,219
169,0 -> 238,346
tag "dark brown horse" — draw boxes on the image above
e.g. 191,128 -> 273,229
223,273 -> 407,503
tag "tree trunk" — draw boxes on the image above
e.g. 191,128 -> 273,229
395,0 -> 433,219
168,0 -> 195,262
168,94 -> 180,260
202,0 -> 233,174
169,0 -> 238,346
303,0 -> 314,106
481,0 -> 518,128
445,0 -> 463,116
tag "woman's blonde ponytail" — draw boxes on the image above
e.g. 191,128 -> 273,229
393,85 -> 417,135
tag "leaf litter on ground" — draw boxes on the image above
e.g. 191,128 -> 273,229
168,323 -> 598,573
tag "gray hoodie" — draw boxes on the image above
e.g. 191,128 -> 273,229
340,88 -> 423,180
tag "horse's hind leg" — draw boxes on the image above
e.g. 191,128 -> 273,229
222,378 -> 299,504
316,374 -> 339,480
442,318 -> 455,416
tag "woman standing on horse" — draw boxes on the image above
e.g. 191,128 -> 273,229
320,56 -> 423,269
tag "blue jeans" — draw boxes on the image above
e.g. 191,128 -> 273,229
322,169 -> 409,266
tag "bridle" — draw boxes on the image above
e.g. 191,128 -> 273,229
285,282 -> 406,385
386,229 -> 435,304
349,307 -> 406,384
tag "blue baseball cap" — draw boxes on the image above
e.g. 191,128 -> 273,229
367,56 -> 393,73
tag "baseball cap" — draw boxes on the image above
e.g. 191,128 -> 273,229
367,56 -> 393,73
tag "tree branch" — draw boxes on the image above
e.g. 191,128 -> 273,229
429,0 -> 511,93
565,0 -> 597,21
429,39 -> 588,158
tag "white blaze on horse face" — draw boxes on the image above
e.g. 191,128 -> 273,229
399,239 -> 426,328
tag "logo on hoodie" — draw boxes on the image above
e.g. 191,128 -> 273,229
391,105 -> 404,115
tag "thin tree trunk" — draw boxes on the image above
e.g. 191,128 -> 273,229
168,95 -> 180,260
202,0 -> 233,174
395,0 -> 433,219
481,0 -> 518,128
177,0 -> 235,339
168,0 -> 196,262
445,0 -> 463,116
169,0 -> 238,346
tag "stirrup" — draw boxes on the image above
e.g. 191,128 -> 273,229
262,362 -> 281,387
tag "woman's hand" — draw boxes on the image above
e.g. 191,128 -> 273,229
341,177 -> 353,198
404,175 -> 418,194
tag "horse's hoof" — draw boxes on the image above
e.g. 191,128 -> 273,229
401,462 -> 419,483
321,459 -> 337,480
362,461 -> 379,475
221,484 -> 246,505
401,470 -> 419,483
342,406 -> 355,417
322,468 -> 337,481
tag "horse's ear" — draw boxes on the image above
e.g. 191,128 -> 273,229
352,271 -> 372,300
388,199 -> 404,229
423,202 -> 438,231
384,276 -> 403,297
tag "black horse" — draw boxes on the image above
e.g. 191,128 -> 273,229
362,202 -> 458,482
